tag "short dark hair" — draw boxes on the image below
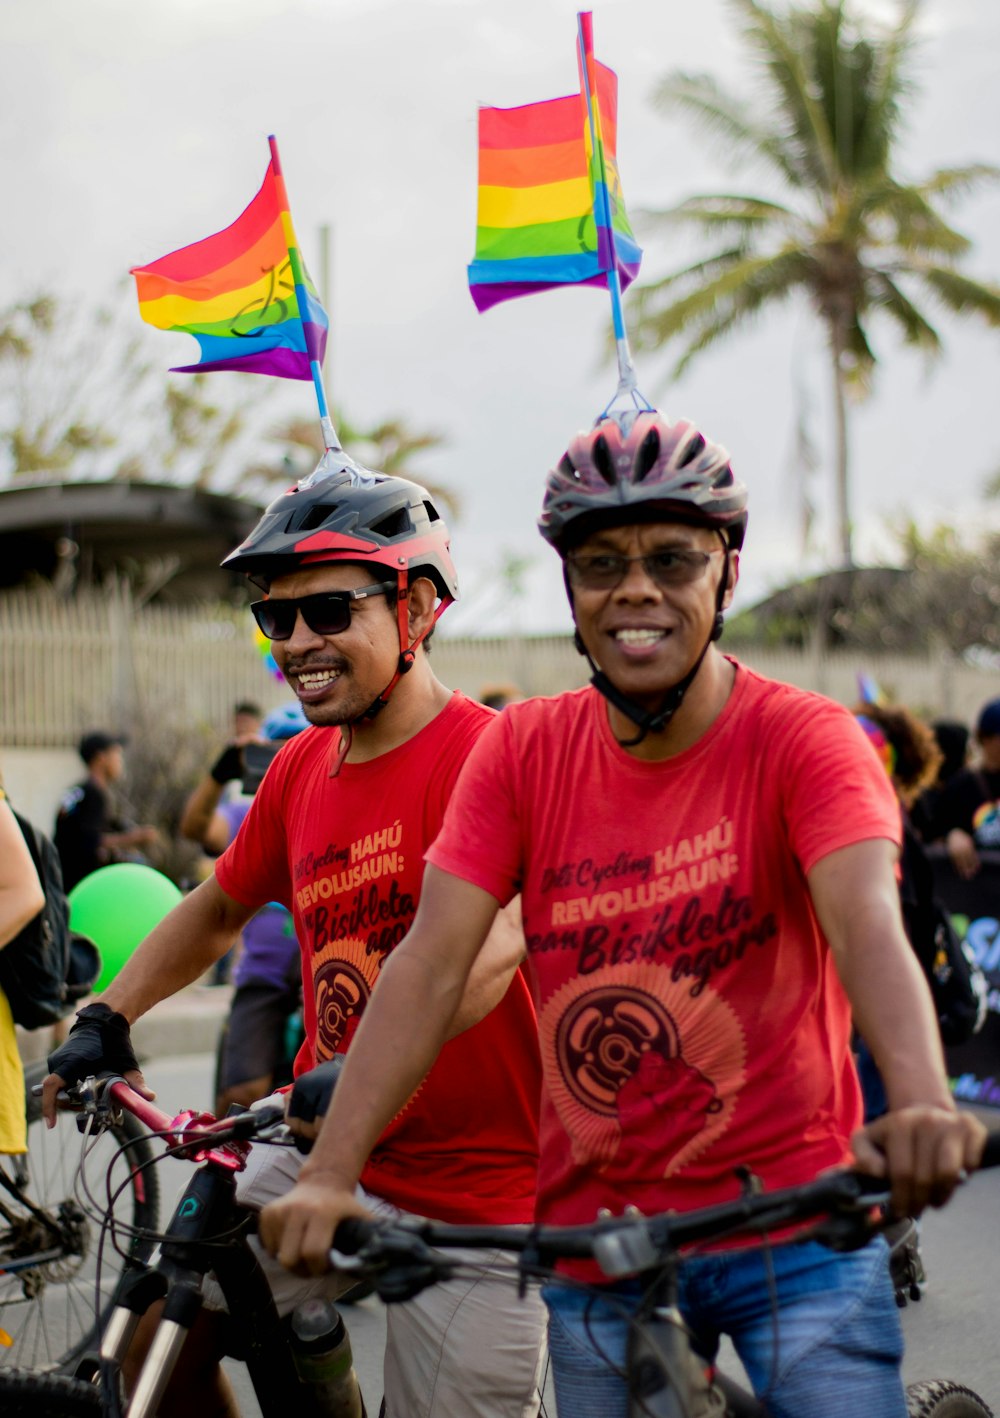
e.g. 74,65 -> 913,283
78,731 -> 125,765
234,701 -> 263,718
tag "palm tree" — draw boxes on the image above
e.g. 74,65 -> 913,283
630,0 -> 1000,567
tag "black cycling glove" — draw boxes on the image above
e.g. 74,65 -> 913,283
210,743 -> 245,785
287,1056 -> 345,1127
47,1002 -> 141,1086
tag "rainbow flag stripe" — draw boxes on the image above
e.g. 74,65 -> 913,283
131,148 -> 328,380
468,56 -> 641,312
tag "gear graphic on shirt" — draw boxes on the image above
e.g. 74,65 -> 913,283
311,936 -> 380,1061
541,962 -> 746,1177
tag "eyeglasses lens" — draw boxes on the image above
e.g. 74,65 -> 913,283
568,551 -> 711,590
251,594 -> 352,641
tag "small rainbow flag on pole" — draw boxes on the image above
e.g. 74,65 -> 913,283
131,138 -> 328,383
467,18 -> 641,314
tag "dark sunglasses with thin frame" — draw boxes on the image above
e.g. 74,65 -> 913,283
250,582 -> 396,641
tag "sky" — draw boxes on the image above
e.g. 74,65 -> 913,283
4,0 -> 1000,635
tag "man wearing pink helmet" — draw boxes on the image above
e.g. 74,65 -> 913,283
44,462 -> 545,1418
260,413 -> 985,1417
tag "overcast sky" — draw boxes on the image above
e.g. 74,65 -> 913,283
4,0 -> 1000,633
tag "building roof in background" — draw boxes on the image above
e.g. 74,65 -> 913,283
0,479 -> 265,602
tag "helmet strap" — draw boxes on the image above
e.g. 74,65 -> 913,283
567,547 -> 731,748
358,571 -> 455,723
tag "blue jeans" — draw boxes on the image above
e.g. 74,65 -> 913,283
543,1238 -> 906,1418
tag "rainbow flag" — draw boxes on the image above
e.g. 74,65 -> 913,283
468,27 -> 641,312
131,138 -> 328,381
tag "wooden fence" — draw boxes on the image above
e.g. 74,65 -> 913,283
1,588 -> 998,747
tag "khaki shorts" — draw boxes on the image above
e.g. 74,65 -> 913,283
202,1125 -> 547,1418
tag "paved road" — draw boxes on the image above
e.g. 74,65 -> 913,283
146,1053 -> 1000,1415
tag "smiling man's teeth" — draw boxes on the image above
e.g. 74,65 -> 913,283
615,629 -> 663,645
298,670 -> 340,687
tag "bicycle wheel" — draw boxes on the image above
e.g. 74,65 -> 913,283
0,1368 -> 101,1414
0,1059 -> 160,1373
906,1380 -> 995,1417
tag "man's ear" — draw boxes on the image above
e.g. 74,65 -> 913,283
722,551 -> 740,610
407,576 -> 438,636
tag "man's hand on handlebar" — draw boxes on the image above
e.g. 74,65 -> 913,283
851,1103 -> 986,1216
41,1002 -> 155,1127
259,1170 -> 371,1278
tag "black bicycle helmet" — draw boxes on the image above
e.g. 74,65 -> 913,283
539,411 -> 747,553
223,461 -> 457,727
222,463 -> 458,601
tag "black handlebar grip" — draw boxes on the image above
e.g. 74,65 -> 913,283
333,1217 -> 375,1254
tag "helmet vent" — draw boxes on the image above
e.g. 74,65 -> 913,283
677,432 -> 705,468
558,452 -> 579,482
369,508 -> 413,540
592,435 -> 615,486
634,428 -> 661,483
423,500 -> 441,523
293,502 -> 341,532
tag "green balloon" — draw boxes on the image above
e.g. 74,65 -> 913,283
68,864 -> 183,992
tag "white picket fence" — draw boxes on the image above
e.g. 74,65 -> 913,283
1,587 -> 998,748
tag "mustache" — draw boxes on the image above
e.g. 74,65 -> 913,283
283,655 -> 349,675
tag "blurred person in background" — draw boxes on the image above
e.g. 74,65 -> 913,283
0,778 -> 45,1155
927,698 -> 1000,879
478,682 -> 523,711
53,732 -> 160,891
911,718 -> 970,842
851,702 -> 944,1120
180,704 -> 307,1113
231,700 -> 263,741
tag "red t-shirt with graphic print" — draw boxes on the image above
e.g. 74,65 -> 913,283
215,691 -> 540,1225
427,663 -> 901,1230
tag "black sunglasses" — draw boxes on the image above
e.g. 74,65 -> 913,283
250,582 -> 396,641
565,548 -> 722,592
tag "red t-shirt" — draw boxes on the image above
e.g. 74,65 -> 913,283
215,691 -> 541,1224
427,663 -> 901,1230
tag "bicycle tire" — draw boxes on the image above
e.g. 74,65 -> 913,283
906,1380 -> 996,1417
0,1368 -> 101,1414
0,1059 -> 160,1374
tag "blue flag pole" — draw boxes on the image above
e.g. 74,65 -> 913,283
575,13 -> 653,425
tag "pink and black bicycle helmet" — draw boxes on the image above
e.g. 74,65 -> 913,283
538,411 -> 747,554
539,410 -> 748,745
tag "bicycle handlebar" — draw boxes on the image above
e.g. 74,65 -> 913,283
332,1131 -> 1000,1296
45,1073 -> 288,1164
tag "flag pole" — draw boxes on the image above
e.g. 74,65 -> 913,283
576,13 -> 650,420
268,135 -> 341,452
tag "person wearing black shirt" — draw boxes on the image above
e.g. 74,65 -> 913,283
930,697 -> 1000,879
53,732 -> 159,891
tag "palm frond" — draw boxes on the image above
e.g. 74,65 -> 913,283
859,182 -> 972,258
918,164 -> 1000,203
730,0 -> 840,194
632,248 -> 811,370
865,271 -> 942,354
652,71 -> 801,188
912,266 -> 1000,324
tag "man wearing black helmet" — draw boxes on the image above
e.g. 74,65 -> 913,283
43,461 -> 546,1418
260,414 -> 985,1418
